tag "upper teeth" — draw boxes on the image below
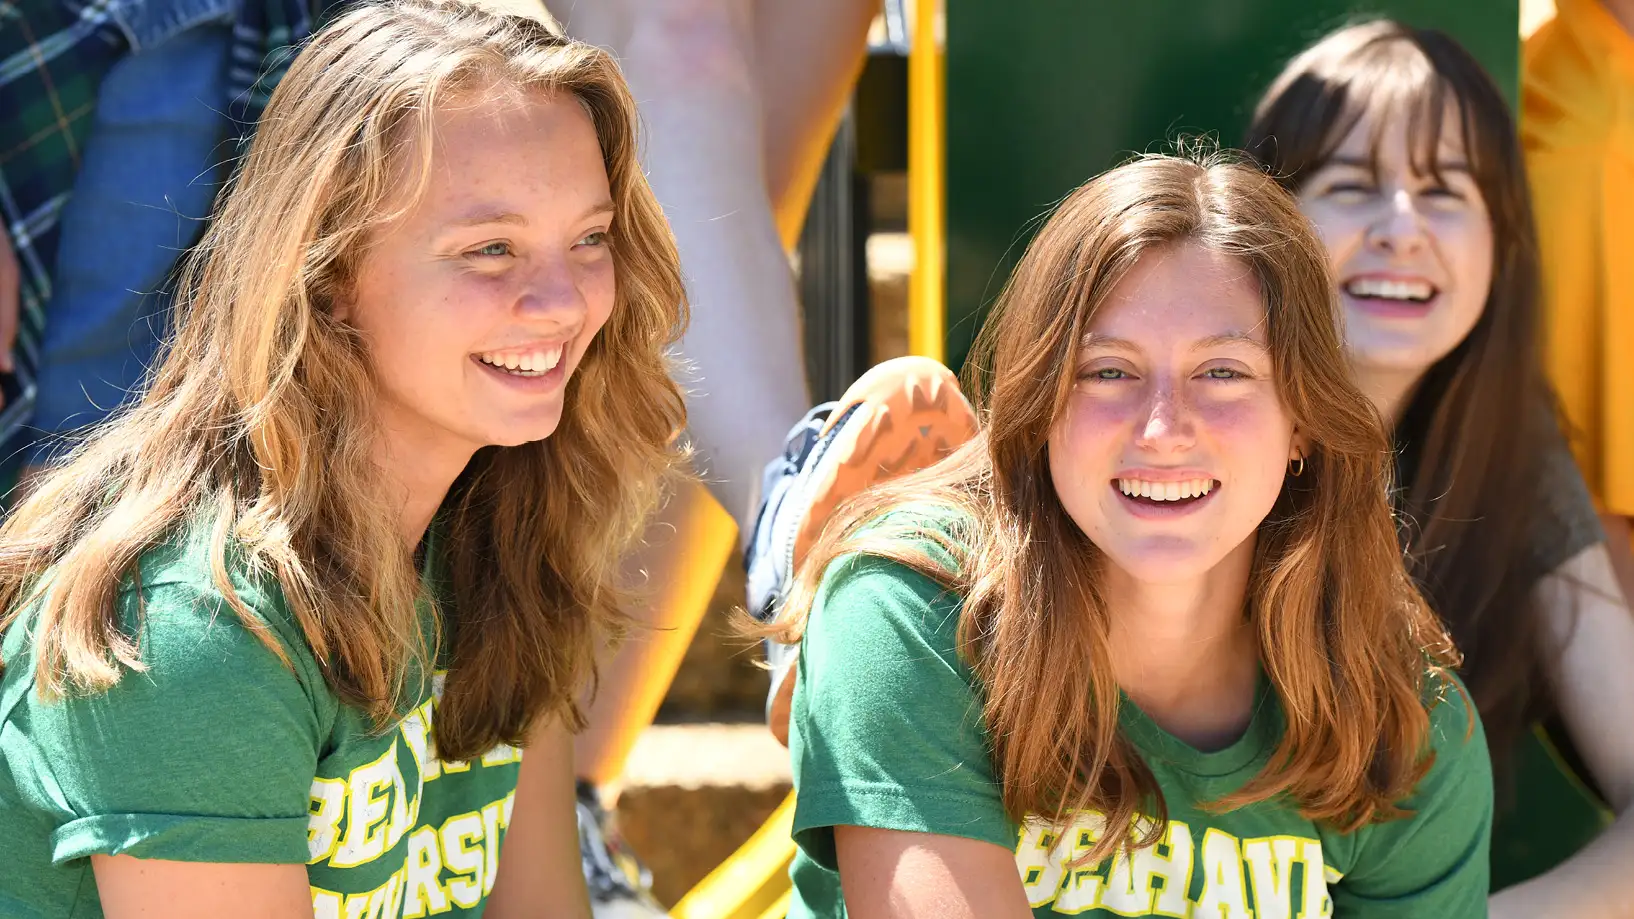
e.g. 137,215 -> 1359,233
477,345 -> 564,373
1118,478 -> 1214,501
1345,278 -> 1434,302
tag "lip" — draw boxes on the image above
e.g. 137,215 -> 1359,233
473,337 -> 574,360
1114,467 -> 1217,482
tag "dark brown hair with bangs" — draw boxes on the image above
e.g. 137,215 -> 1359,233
1244,20 -> 1555,778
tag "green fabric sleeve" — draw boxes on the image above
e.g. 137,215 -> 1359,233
789,552 -> 1013,871
1332,677 -> 1493,918
12,579 -> 328,866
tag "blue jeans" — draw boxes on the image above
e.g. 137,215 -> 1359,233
24,0 -> 238,464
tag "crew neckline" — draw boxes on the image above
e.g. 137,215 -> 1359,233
1116,671 -> 1284,778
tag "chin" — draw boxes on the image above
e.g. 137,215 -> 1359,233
479,415 -> 564,449
1343,327 -> 1463,374
1096,538 -> 1223,586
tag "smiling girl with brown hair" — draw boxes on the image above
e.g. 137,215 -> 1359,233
764,151 -> 1490,918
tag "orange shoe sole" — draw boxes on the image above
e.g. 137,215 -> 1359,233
769,358 -> 978,747
792,356 -> 979,567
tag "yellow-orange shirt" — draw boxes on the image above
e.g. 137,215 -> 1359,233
1524,0 -> 1634,516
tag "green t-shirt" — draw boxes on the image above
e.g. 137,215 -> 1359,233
787,522 -> 1494,918
0,523 -> 522,918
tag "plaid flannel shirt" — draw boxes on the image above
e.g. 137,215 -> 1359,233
0,0 -> 331,451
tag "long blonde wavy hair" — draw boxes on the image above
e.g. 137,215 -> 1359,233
775,152 -> 1460,860
0,0 -> 689,760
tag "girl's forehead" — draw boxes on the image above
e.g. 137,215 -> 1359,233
1323,94 -> 1472,176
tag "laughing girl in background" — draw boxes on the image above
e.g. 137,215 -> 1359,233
771,152 -> 1490,918
0,2 -> 688,916
1246,21 -> 1634,915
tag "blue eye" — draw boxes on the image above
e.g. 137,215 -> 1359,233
1202,367 -> 1244,380
578,231 -> 609,247
472,242 -> 511,257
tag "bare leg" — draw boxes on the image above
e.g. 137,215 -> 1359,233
755,0 -> 881,246
575,480 -> 737,788
564,0 -> 874,788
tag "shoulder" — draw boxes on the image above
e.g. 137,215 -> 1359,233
1526,405 -> 1606,577
5,522 -> 323,711
1421,670 -> 1487,770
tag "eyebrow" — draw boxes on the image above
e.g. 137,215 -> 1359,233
1080,331 -> 1270,354
447,199 -> 617,228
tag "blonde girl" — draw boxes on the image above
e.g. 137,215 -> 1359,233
0,2 -> 687,916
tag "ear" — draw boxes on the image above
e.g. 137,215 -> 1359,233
1290,427 -> 1311,463
330,290 -> 354,324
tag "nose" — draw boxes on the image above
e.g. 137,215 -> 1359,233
1365,188 -> 1430,257
514,254 -> 589,327
1134,384 -> 1195,453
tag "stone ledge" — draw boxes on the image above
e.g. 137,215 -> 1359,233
617,722 -> 793,907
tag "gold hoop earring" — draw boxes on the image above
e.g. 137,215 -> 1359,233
1289,455 -> 1306,477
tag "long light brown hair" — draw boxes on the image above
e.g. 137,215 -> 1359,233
0,0 -> 689,760
775,151 -> 1459,860
1244,21 -> 1556,776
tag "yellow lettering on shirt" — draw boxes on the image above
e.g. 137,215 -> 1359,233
1054,816 -> 1107,913
1100,819 -> 1194,917
1243,836 -> 1304,919
308,778 -> 347,864
1013,811 -> 1327,917
401,826 -> 450,918
1195,828 -> 1253,919
332,747 -> 400,868
440,811 -> 486,908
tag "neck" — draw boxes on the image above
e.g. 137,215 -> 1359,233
373,422 -> 476,549
1105,537 -> 1260,749
1351,364 -> 1425,429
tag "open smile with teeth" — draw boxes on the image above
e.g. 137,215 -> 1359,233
1117,478 -> 1217,502
1344,277 -> 1437,303
475,344 -> 565,377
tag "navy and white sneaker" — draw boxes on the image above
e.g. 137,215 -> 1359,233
743,357 -> 977,744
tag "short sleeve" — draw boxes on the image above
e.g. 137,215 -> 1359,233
788,551 -> 1011,871
1332,677 -> 1493,918
1528,417 -> 1606,580
5,580 -> 329,865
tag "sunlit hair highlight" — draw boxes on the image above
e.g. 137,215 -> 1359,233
774,151 -> 1459,861
0,0 -> 689,760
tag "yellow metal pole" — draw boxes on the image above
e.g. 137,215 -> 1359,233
908,0 -> 946,362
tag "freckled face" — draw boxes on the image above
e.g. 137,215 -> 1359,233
341,91 -> 617,462
1048,242 -> 1306,585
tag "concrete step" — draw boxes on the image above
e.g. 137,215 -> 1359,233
616,721 -> 793,908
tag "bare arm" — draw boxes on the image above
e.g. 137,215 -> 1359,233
91,858 -> 313,918
835,825 -> 1033,919
486,717 -> 592,919
1490,542 -> 1634,917
1599,513 -> 1634,618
